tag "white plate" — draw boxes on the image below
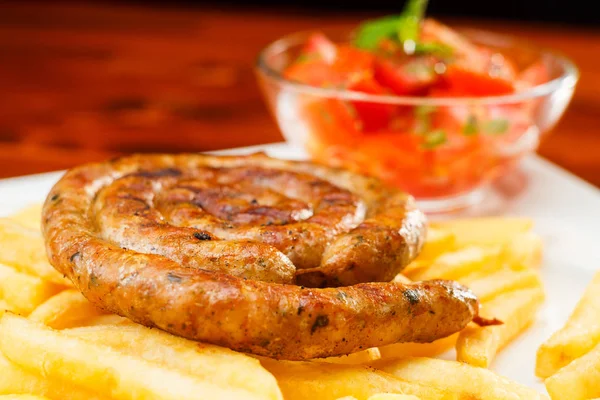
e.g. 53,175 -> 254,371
1,143 -> 600,394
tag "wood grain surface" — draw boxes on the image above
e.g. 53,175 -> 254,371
1,2 -> 599,186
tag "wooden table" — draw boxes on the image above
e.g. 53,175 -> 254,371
1,3 -> 599,187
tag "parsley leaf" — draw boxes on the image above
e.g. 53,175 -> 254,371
414,105 -> 437,135
354,15 -> 401,50
397,0 -> 429,45
422,129 -> 447,149
415,42 -> 453,57
354,0 -> 430,52
463,115 -> 479,136
483,118 -> 509,135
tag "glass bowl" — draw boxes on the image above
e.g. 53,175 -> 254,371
256,29 -> 579,212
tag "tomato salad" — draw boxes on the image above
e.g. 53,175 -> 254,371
283,0 -> 548,198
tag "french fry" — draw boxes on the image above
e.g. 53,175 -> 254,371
337,395 -> 420,400
28,289 -> 108,329
406,246 -> 501,282
375,357 -> 548,400
61,324 -> 283,399
320,347 -> 382,365
459,268 -> 542,303
0,263 -> 63,315
378,333 -> 457,361
545,341 -> 600,400
501,232 -> 543,269
0,314 -> 276,400
416,228 -> 455,261
79,314 -> 134,327
430,217 -> 533,247
0,352 -> 108,400
0,396 -> 51,400
259,358 -> 458,400
0,300 -> 13,317
0,219 -> 71,286
9,203 -> 43,231
536,271 -> 600,378
456,286 -> 545,368
393,274 -> 412,284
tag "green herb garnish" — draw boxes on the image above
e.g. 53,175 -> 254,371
354,15 -> 402,50
483,118 -> 509,135
396,0 -> 429,46
354,0 -> 428,53
463,115 -> 479,136
422,129 -> 447,149
414,105 -> 437,135
415,42 -> 453,57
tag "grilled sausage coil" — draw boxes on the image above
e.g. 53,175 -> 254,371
42,153 -> 480,360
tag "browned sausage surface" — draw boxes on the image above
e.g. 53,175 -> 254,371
42,153 -> 480,360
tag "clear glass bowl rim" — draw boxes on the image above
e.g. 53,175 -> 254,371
256,28 -> 579,106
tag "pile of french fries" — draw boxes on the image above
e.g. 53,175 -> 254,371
536,270 -> 600,399
0,204 -> 590,399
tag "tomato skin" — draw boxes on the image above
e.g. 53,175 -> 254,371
437,65 -> 515,97
303,99 -> 362,146
303,32 -> 337,64
284,60 -> 342,87
373,57 -> 439,96
332,46 -> 374,84
346,78 -> 395,132
517,61 -> 550,89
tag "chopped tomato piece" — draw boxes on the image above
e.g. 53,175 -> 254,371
303,33 -> 337,64
284,59 -> 343,87
285,42 -> 374,88
347,78 -> 395,132
421,19 -> 488,70
517,61 -> 550,89
373,57 -> 439,96
303,99 -> 362,146
332,46 -> 375,85
439,65 -> 515,97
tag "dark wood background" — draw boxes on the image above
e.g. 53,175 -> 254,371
1,2 -> 599,187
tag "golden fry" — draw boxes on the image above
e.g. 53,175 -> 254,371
260,358 -> 457,400
28,289 -> 108,329
0,395 -> 50,400
0,314 -> 274,400
8,203 -> 43,231
61,324 -> 282,399
536,271 -> 600,378
336,396 -> 420,400
416,228 -> 455,261
375,357 -> 548,400
430,217 -> 533,247
406,246 -> 501,281
545,341 -> 600,400
459,268 -> 542,303
319,347 -> 382,365
78,314 -> 134,327
501,232 -> 543,269
456,286 -> 545,368
0,263 -> 63,315
0,219 -> 70,286
0,300 -> 13,317
392,274 -> 412,284
378,334 -> 457,361
0,352 -> 107,400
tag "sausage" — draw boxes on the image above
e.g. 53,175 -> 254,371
42,153 -> 480,360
